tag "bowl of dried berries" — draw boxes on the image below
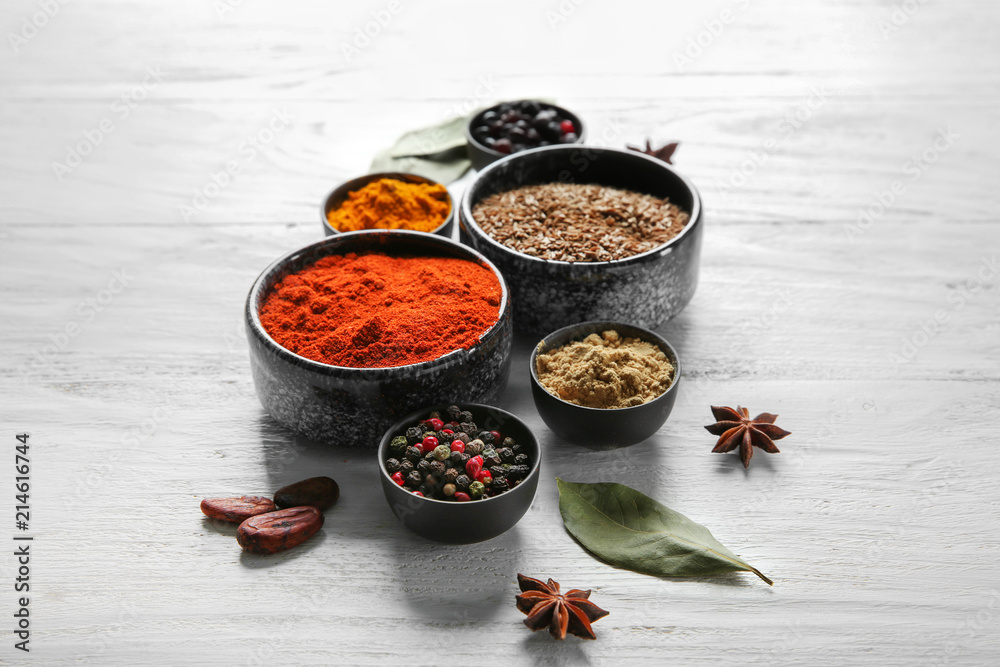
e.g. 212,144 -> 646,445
465,100 -> 585,171
529,321 -> 681,447
245,231 -> 513,448
377,403 -> 540,543
459,145 -> 703,335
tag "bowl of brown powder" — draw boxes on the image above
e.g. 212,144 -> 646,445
529,321 -> 680,447
459,145 -> 703,335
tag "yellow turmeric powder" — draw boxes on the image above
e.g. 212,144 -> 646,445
327,178 -> 450,233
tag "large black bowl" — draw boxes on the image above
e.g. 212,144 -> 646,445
245,232 -> 512,448
529,321 -> 681,448
460,145 -> 703,336
377,403 -> 540,544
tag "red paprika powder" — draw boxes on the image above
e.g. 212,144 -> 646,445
259,252 -> 502,368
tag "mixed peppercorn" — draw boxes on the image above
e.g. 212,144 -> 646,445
470,100 -> 579,156
385,405 -> 532,501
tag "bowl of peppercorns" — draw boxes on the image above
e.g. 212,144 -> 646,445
377,403 -> 540,544
466,100 -> 585,171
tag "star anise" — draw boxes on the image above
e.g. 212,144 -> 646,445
705,406 -> 791,468
515,574 -> 609,640
626,139 -> 679,164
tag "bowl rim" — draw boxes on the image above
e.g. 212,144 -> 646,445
529,320 -> 681,413
321,171 -> 454,236
464,100 -> 586,160
460,145 -> 703,268
377,402 -> 542,506
245,230 -> 509,375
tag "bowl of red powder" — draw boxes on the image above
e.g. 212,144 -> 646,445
245,230 -> 512,448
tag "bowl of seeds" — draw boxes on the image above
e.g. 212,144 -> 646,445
459,145 -> 703,335
377,403 -> 541,543
529,321 -> 680,448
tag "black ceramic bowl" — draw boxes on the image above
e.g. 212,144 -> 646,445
465,101 -> 585,171
377,403 -> 540,543
245,231 -> 512,448
460,145 -> 703,336
321,172 -> 455,239
529,321 -> 681,448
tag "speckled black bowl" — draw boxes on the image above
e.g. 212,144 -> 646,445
321,172 -> 455,239
245,231 -> 512,448
377,403 -> 540,543
460,145 -> 703,336
465,101 -> 585,171
529,321 -> 680,448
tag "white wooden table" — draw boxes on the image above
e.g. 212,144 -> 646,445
2,0 -> 998,664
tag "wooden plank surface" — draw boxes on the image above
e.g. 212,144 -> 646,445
1,0 -> 998,664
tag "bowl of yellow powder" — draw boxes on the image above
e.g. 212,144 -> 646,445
322,172 -> 454,238
529,321 -> 680,448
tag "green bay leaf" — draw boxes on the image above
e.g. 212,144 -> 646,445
556,479 -> 773,585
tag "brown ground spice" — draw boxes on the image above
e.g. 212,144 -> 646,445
535,330 -> 675,409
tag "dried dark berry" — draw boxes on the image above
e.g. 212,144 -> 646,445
446,405 -> 462,422
406,470 -> 423,487
478,431 -> 496,446
444,468 -> 459,484
424,474 -> 438,487
455,432 -> 470,444
389,436 -> 408,457
456,474 -> 471,490
490,465 -> 507,479
510,464 -> 530,480
460,411 -> 474,423
485,453 -> 502,468
405,427 -> 423,444
465,440 -> 483,457
498,447 -> 514,463
399,459 -> 414,474
405,446 -> 422,462
511,443 -> 523,454
418,483 -> 434,496
459,422 -> 478,436
429,460 -> 446,477
514,453 -> 528,466
417,458 -> 432,474
428,411 -> 442,421
492,477 -> 510,493
386,458 -> 402,473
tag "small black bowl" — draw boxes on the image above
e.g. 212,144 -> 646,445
465,101 -> 585,171
529,321 -> 681,448
460,145 -> 703,336
321,172 -> 455,239
245,231 -> 512,448
377,403 -> 541,544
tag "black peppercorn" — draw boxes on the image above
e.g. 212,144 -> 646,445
514,453 -> 528,466
455,432 -> 470,445
446,405 -> 462,422
417,458 -> 432,474
386,458 -> 401,473
429,460 -> 446,477
428,411 -> 442,421
405,446 -> 422,462
466,440 -> 483,457
490,465 -> 506,479
511,443 -> 523,455
498,447 -> 514,463
406,470 -> 423,487
478,431 -> 496,446
485,453 -> 502,468
492,477 -> 510,493
389,436 -> 408,457
456,474 -> 471,490
453,452 -> 470,468
405,426 -> 423,445
502,437 -> 516,448
443,468 -> 459,484
418,483 -> 434,496
424,473 -> 438,487
459,421 -> 478,436
459,410 -> 474,423
399,459 -> 415,474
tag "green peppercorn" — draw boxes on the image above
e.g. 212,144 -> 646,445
469,481 -> 485,499
442,483 -> 456,497
389,436 -> 409,457
502,437 -> 516,448
386,458 -> 401,473
456,474 -> 470,490
433,444 -> 451,461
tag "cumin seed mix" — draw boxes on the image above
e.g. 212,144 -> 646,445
472,182 -> 689,262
